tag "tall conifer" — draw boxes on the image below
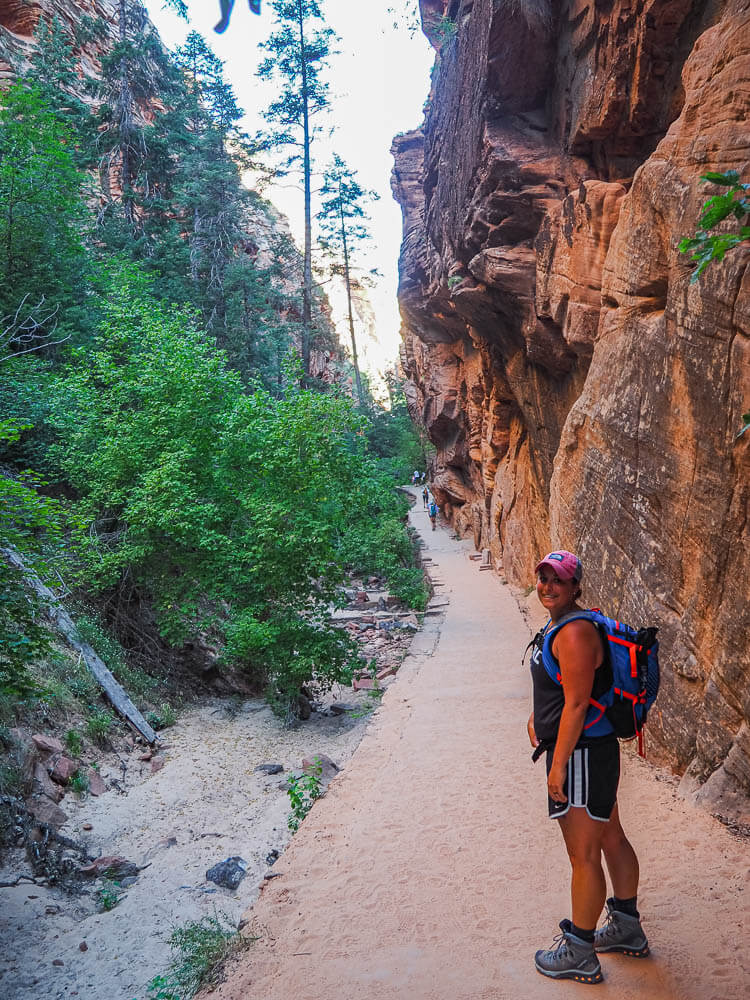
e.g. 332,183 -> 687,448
255,0 -> 334,377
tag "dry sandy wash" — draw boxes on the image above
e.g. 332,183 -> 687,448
208,490 -> 750,1000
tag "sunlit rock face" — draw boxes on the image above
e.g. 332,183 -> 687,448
393,0 -> 750,815
0,1 -> 120,91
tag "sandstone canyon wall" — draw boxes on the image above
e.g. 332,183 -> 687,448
392,0 -> 750,817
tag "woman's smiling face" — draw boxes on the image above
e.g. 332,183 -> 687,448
536,566 -> 578,621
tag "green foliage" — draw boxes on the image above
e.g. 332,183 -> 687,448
86,709 -> 114,746
65,729 -> 83,757
679,171 -> 750,282
96,878 -> 123,911
70,769 -> 89,796
0,82 -> 90,338
140,915 -> 240,1000
287,758 -> 322,832
365,372 -> 432,486
45,264 -> 422,716
255,0 -> 336,373
0,420 -> 68,699
146,703 -> 177,730
74,611 -> 161,704
433,15 -> 458,46
738,413 -> 750,440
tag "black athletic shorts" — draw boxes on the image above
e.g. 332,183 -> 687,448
545,739 -> 620,822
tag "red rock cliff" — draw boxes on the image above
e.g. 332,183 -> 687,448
392,0 -> 750,818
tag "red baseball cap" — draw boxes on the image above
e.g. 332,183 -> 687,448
535,550 -> 582,582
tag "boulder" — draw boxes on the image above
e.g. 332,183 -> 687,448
88,770 -> 107,796
48,756 -> 78,785
33,763 -> 64,803
32,735 -> 64,755
205,856 -> 248,890
302,753 -> 339,785
26,796 -> 68,829
79,856 -> 138,879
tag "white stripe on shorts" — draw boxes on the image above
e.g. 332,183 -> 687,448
570,748 -> 587,807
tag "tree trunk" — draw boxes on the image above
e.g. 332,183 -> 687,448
339,189 -> 366,409
298,0 -> 313,378
2,547 -> 158,745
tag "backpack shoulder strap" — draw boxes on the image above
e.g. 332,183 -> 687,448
541,610 -> 605,682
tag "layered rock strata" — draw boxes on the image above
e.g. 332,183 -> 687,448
392,0 -> 750,815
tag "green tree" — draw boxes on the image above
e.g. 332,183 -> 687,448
0,83 -> 89,341
26,16 -> 94,165
318,154 -> 379,410
255,0 -> 335,376
48,263 -> 422,716
93,0 -> 186,240
173,32 -> 250,337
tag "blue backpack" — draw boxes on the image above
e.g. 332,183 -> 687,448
537,610 -> 660,756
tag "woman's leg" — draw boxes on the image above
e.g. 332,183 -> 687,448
557,808 -> 608,930
601,802 -> 639,898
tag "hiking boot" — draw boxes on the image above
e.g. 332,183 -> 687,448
535,920 -> 603,984
594,899 -> 649,957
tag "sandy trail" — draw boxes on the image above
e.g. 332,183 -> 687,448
210,492 -> 750,1000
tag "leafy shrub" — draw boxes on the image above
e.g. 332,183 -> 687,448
86,709 -> 113,746
146,703 -> 177,730
287,758 -> 323,832
141,915 -> 240,1000
64,729 -> 82,756
96,878 -> 122,911
69,769 -> 89,796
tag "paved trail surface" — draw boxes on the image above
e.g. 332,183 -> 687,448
210,494 -> 749,1000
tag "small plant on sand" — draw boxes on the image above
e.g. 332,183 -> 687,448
96,878 -> 123,911
69,769 -> 89,797
146,703 -> 177,731
65,728 -> 82,757
287,759 -> 323,832
139,915 -> 243,1000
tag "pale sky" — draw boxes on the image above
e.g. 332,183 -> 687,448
143,0 -> 434,377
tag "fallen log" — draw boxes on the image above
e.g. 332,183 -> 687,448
2,547 -> 157,745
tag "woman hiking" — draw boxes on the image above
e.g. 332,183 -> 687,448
527,551 -> 648,984
428,499 -> 438,531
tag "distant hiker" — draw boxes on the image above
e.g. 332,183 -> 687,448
215,0 -> 261,34
412,469 -> 420,486
422,487 -> 429,508
428,500 -> 438,530
527,551 -> 647,985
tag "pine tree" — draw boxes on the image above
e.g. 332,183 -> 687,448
318,155 -> 378,410
26,16 -> 94,165
93,0 -> 186,240
173,32 -> 250,338
255,0 -> 334,377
